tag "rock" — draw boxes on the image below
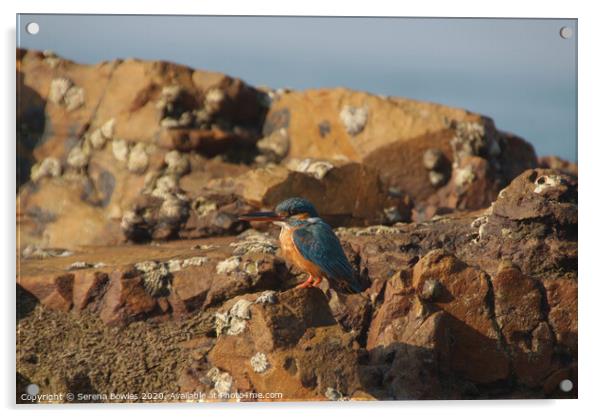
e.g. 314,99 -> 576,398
250,352 -> 270,373
423,148 -> 446,171
339,105 -> 369,135
539,155 -> 577,176
18,50 -> 117,167
17,48 -> 267,200
112,139 -> 129,163
543,278 -> 577,355
492,265 -> 554,386
264,89 -> 536,210
206,288 -> 362,400
30,157 -> 61,182
364,266 -> 450,399
236,161 -> 409,227
18,233 -> 293,327
18,274 -> 74,312
17,171 -> 578,397
255,128 -> 289,164
462,169 -> 577,279
17,48 -> 576,401
411,250 -> 510,383
72,271 -> 110,311
164,150 -> 190,176
448,155 -> 500,210
17,176 -> 122,249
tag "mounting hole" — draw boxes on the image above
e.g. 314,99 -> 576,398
26,22 -> 40,35
559,379 -> 573,392
26,383 -> 39,396
559,26 -> 573,39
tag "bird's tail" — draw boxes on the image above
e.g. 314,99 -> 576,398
336,275 -> 366,294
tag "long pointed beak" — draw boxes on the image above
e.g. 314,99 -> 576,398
238,211 -> 284,222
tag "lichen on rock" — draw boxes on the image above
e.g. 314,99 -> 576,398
127,142 -> 150,174
339,105 -> 368,136
287,158 -> 334,180
256,128 -> 290,163
67,261 -> 93,270
255,290 -> 277,305
66,144 -> 90,169
534,174 -> 566,194
48,78 -> 73,105
30,158 -> 61,182
164,150 -> 190,176
21,245 -> 72,260
167,256 -> 207,272
112,139 -> 130,163
135,260 -> 172,297
229,231 -> 278,256
250,352 -> 270,373
214,299 -> 253,336
325,387 -> 344,401
216,256 -> 241,275
205,367 -> 233,399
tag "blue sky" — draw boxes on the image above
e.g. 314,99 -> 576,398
18,15 -> 577,161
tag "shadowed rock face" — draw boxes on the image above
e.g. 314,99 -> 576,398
17,49 -> 576,402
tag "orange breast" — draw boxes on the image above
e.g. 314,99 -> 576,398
280,226 -> 323,278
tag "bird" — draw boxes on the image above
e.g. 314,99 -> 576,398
239,197 -> 363,293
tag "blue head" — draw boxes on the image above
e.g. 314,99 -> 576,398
274,197 -> 319,220
239,197 -> 319,223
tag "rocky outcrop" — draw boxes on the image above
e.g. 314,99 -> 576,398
262,89 -> 537,219
204,289 -> 362,401
17,49 -> 576,402
17,168 -> 577,401
539,155 -> 578,176
18,49 -> 537,252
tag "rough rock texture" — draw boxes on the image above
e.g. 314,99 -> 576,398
17,168 -> 577,401
18,232 -> 294,327
539,155 -> 578,176
18,51 -> 414,250
263,89 -> 537,217
204,288 -> 362,400
236,161 -> 411,226
18,49 -> 540,252
17,48 -> 268,250
17,49 -> 576,402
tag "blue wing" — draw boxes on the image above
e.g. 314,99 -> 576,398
292,220 -> 362,293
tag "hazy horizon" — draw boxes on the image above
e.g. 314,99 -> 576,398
17,15 -> 577,161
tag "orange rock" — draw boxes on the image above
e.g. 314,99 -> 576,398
99,269 -> 158,326
72,271 -> 110,311
17,177 -> 122,249
265,88 -> 536,209
492,265 -> 543,342
18,50 -> 116,163
492,265 -> 554,387
206,288 -> 361,401
18,273 -> 74,312
236,161 -> 406,227
412,250 -> 510,383
543,278 -> 577,354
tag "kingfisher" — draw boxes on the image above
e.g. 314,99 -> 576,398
239,197 -> 363,293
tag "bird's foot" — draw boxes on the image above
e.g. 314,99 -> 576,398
295,276 -> 314,289
311,277 -> 322,287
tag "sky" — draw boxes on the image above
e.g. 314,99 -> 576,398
17,15 -> 577,161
